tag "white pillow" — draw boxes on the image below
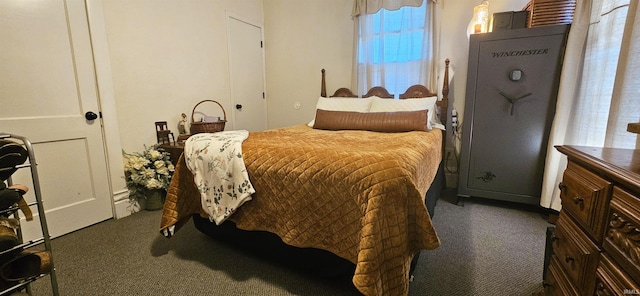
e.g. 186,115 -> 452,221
308,97 -> 373,127
369,96 -> 443,130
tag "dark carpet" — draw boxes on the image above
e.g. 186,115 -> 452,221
27,189 -> 550,295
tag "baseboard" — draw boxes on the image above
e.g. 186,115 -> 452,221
113,189 -> 142,219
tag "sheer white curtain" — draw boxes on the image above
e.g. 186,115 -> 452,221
607,0 -> 640,147
353,0 -> 439,96
540,0 -> 639,210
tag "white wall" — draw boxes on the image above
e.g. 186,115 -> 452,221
263,0 -> 355,129
102,0 -> 264,153
96,0 -> 532,215
262,0 -> 530,129
102,0 -> 530,150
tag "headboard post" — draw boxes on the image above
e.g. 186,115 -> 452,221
321,69 -> 327,98
439,58 -> 450,154
440,59 -> 450,128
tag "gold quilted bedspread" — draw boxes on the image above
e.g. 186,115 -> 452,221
160,125 -> 441,296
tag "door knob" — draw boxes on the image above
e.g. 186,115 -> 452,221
235,104 -> 243,110
85,111 -> 98,120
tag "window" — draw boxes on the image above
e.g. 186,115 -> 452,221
540,0 -> 639,210
357,4 -> 426,64
356,1 -> 437,96
569,0 -> 633,148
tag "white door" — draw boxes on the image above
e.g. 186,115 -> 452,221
228,16 -> 268,132
0,0 -> 112,240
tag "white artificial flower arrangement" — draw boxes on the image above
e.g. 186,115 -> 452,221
123,145 -> 175,200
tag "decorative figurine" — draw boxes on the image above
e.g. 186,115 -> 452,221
178,113 -> 188,136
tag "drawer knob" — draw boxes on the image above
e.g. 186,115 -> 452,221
565,256 -> 575,263
572,196 -> 584,205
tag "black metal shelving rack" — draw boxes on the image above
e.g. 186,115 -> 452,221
0,133 -> 59,296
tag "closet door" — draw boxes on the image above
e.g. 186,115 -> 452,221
0,0 -> 113,239
228,15 -> 268,132
458,25 -> 569,205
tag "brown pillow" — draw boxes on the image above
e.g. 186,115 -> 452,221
312,109 -> 429,132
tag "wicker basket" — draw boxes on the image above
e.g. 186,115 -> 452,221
189,100 -> 227,134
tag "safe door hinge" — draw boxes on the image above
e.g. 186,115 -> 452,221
260,41 -> 263,48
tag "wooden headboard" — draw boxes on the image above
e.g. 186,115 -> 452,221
320,59 -> 450,129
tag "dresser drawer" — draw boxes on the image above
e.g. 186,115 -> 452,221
553,213 -> 600,294
545,256 -> 580,296
604,187 -> 640,284
560,162 -> 612,242
596,253 -> 640,295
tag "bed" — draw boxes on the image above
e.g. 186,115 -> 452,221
160,59 -> 450,296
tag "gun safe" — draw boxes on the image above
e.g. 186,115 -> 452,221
458,25 -> 569,205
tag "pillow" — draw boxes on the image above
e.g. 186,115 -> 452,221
312,109 -> 429,132
308,97 -> 373,127
369,96 -> 443,130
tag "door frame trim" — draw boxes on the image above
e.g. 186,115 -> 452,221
86,0 -> 130,218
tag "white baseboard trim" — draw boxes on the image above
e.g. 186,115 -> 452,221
113,189 -> 142,219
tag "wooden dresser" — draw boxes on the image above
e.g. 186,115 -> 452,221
545,145 -> 640,295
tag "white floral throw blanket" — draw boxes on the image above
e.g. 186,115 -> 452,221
184,131 -> 255,225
